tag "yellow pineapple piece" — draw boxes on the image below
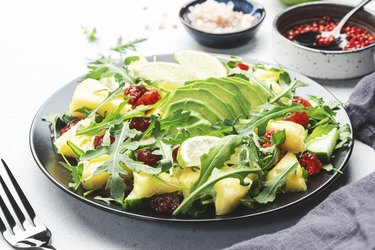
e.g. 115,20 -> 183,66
69,79 -> 130,117
82,154 -> 110,190
214,177 -> 251,216
267,152 -> 307,192
54,118 -> 93,158
126,172 -> 182,200
266,120 -> 306,153
178,167 -> 200,197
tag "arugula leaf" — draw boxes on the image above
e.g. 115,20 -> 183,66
239,104 -> 304,135
81,26 -> 97,42
76,102 -> 126,136
269,80 -> 308,104
110,37 -> 147,54
94,196 -> 117,204
67,141 -> 84,158
173,135 -> 246,215
153,121 -> 174,172
68,163 -> 84,191
192,135 -> 244,190
173,165 -> 257,215
254,163 -> 298,204
335,124 -> 352,149
42,114 -> 59,141
80,123 -> 137,202
125,56 -> 140,65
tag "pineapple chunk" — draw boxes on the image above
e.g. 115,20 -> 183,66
126,172 -> 182,200
69,79 -> 130,117
267,152 -> 307,192
214,177 -> 251,216
178,167 -> 200,197
267,120 -> 306,153
54,118 -> 93,158
81,154 -> 110,190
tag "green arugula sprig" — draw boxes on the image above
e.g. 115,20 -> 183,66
110,37 -> 147,54
81,26 -> 97,42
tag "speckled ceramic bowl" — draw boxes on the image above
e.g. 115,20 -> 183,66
273,2 -> 375,79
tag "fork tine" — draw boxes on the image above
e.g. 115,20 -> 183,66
0,194 -> 16,233
0,174 -> 26,228
1,159 -> 36,222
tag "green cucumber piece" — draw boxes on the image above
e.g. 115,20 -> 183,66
307,125 -> 339,163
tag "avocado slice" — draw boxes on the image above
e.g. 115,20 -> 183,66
221,77 -> 270,110
205,78 -> 252,112
163,88 -> 236,120
164,99 -> 224,123
182,81 -> 247,116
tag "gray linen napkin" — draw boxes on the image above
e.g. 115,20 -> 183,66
226,72 -> 375,250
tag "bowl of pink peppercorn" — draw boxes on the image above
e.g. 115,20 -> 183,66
272,2 -> 375,79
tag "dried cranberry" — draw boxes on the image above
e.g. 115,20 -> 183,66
299,152 -> 323,175
292,96 -> 311,108
93,134 -> 115,148
172,147 -> 179,162
136,149 -> 161,167
123,178 -> 133,197
150,193 -> 180,215
59,117 -> 83,135
284,112 -> 309,127
124,84 -> 148,105
129,117 -> 151,132
136,90 -> 161,106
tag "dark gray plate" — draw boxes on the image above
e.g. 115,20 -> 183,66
29,55 -> 353,222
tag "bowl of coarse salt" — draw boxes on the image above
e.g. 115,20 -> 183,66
179,0 -> 266,48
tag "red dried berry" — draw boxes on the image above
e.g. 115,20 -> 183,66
172,147 -> 179,162
299,152 -> 323,175
150,193 -> 180,215
129,117 -> 151,132
136,149 -> 161,167
93,134 -> 115,149
124,84 -> 148,106
284,111 -> 309,127
59,117 -> 83,135
123,178 -> 134,197
292,96 -> 311,108
136,89 -> 161,106
235,62 -> 250,71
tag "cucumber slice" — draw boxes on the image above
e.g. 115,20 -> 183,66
307,126 -> 339,163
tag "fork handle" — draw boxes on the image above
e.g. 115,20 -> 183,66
30,245 -> 56,250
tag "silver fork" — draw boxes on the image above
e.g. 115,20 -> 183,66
0,159 -> 55,249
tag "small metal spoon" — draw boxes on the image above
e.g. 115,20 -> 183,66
293,0 -> 373,50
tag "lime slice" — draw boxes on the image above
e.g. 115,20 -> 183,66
177,136 -> 221,167
174,50 -> 227,80
135,62 -> 196,85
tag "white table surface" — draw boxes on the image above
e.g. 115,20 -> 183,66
1,0 -> 375,249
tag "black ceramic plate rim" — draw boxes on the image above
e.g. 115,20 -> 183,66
179,0 -> 266,36
29,55 -> 353,222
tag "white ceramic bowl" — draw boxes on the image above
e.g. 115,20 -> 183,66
272,2 -> 375,79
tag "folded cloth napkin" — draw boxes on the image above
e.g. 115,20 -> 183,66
226,72 -> 375,250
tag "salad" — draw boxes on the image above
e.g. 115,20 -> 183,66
44,50 -> 351,217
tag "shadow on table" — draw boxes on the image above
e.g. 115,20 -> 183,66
58,167 -> 350,250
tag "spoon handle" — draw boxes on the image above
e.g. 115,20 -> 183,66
333,0 -> 373,35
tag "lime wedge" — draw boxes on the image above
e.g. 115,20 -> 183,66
174,50 -> 227,80
135,62 -> 196,85
177,136 -> 221,167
